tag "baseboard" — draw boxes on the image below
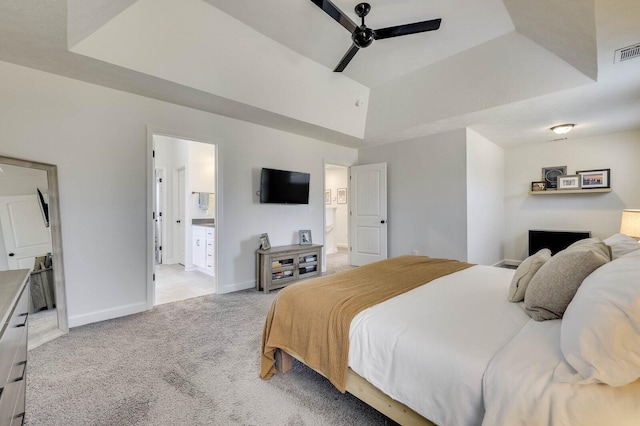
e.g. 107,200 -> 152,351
336,243 -> 348,249
68,301 -> 148,328
218,279 -> 254,294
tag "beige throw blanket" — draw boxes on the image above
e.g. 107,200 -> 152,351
260,255 -> 473,392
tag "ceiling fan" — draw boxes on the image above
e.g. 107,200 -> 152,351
310,0 -> 442,72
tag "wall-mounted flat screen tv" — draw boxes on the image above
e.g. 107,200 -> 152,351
260,168 -> 310,204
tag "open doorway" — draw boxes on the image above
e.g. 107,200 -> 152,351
152,135 -> 217,305
324,163 -> 351,274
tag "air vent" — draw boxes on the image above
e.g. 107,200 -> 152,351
614,43 -> 640,63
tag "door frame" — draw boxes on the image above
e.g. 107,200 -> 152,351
154,167 -> 166,264
174,166 -> 186,267
146,127 -> 221,309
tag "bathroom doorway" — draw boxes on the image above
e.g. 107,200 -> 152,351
151,134 -> 217,305
324,163 -> 351,274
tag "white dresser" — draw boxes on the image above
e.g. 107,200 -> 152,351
0,270 -> 30,426
192,225 -> 215,276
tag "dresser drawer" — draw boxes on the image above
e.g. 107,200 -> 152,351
9,376 -> 25,426
0,370 -> 25,426
0,378 -> 21,426
0,287 -> 28,385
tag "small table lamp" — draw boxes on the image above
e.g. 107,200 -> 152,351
620,209 -> 640,240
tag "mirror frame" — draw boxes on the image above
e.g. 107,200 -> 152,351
0,155 -> 68,334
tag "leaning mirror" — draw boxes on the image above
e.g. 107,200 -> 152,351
0,155 -> 68,348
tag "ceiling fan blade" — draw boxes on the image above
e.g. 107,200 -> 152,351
309,0 -> 358,33
374,18 -> 442,40
334,44 -> 360,72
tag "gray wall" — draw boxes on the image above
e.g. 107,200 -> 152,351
358,129 -> 468,261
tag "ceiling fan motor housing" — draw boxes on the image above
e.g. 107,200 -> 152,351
353,26 -> 374,48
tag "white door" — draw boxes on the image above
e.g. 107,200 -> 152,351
0,195 -> 52,269
349,163 -> 387,266
176,168 -> 186,265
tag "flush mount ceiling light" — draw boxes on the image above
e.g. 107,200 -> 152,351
550,124 -> 575,135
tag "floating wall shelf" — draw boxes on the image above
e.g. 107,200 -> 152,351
528,188 -> 612,195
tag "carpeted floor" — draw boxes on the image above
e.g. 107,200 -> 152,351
26,289 -> 397,425
325,247 -> 354,275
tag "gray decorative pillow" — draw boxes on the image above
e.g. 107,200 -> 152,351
508,249 -> 551,302
524,240 -> 611,321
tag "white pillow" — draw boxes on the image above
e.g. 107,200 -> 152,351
604,233 -> 640,259
560,249 -> 640,386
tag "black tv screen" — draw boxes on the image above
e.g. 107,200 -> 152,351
260,168 -> 310,204
529,230 -> 591,256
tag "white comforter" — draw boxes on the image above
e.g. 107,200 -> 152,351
348,265 -> 530,426
483,319 -> 640,426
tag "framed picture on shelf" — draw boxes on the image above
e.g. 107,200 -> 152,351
325,189 -> 331,204
577,169 -> 610,189
259,233 -> 271,250
337,188 -> 347,204
531,181 -> 547,191
299,229 -> 312,245
542,166 -> 567,190
557,175 -> 581,190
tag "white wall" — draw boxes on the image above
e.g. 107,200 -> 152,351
324,166 -> 348,254
504,130 -> 640,261
0,60 -> 357,327
466,129 -> 505,265
189,141 -> 215,219
358,129 -> 468,261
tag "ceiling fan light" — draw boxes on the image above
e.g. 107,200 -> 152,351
551,124 -> 575,135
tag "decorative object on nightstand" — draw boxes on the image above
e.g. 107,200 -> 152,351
299,230 -> 312,245
620,209 -> 640,240
259,233 -> 271,250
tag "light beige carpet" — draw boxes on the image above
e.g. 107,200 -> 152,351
26,289 -> 397,425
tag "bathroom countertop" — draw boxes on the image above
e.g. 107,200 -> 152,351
192,219 -> 215,228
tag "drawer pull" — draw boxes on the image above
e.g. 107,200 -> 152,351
16,313 -> 28,328
13,360 -> 27,382
13,412 -> 25,426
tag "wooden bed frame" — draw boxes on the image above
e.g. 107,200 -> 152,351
275,349 -> 435,426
